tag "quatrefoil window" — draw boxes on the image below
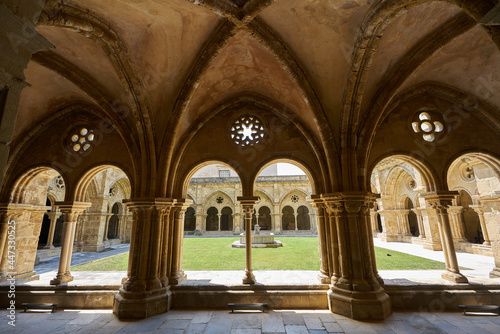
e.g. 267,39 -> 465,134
411,112 -> 444,142
231,115 -> 265,147
291,195 -> 299,203
69,127 -> 95,152
216,196 -> 223,204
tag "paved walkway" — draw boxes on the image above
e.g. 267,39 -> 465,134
2,308 -> 500,333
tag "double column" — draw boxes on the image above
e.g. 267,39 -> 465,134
238,196 -> 259,284
320,192 -> 391,320
422,192 -> 468,283
114,198 -> 175,319
50,202 -> 91,285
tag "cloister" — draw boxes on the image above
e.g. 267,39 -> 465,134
0,0 -> 500,322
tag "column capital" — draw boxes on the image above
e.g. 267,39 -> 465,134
55,201 -> 91,221
469,204 -> 484,215
237,196 -> 259,206
421,191 -> 459,210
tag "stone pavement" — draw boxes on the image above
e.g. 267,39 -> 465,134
2,308 -> 500,333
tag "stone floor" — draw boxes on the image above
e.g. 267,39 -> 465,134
2,309 -> 500,333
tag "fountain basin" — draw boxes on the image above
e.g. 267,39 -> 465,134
231,232 -> 283,248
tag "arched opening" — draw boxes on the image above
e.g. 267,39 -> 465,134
185,163 -> 241,235
282,206 -> 295,230
37,197 -> 52,248
404,197 -> 419,237
257,206 -> 271,230
377,213 -> 383,233
107,203 -> 120,240
370,156 -> 430,244
220,207 -> 233,231
458,190 -> 482,244
77,166 -> 132,251
297,205 -> 311,230
206,207 -> 218,231
446,152 -> 500,250
184,207 -> 196,233
5,167 -> 65,280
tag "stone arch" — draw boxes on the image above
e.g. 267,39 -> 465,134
206,207 -> 218,232
279,189 -> 311,211
402,196 -> 419,237
368,154 -> 439,193
297,205 -> 311,231
202,190 -> 235,215
179,160 -> 243,200
281,206 -> 295,231
184,207 -> 196,233
107,202 -> 121,239
220,206 -> 233,231
1,166 -> 65,280
74,164 -> 133,202
257,206 -> 271,230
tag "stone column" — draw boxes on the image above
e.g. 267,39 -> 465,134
103,215 -> 110,241
169,200 -> 191,285
412,208 -> 426,238
378,210 -> 400,242
477,194 -> 500,278
470,205 -> 491,246
422,192 -> 468,283
309,212 -> 317,232
217,213 -> 221,232
50,202 -> 91,285
447,206 -> 468,243
397,210 -> 412,236
44,211 -> 61,249
323,192 -> 391,320
201,214 -> 207,233
114,198 -> 173,319
310,198 -> 330,283
370,210 -> 379,234
238,196 -> 259,284
233,213 -> 241,234
272,213 -> 281,233
322,198 -> 341,284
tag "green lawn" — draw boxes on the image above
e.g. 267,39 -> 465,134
72,237 -> 449,271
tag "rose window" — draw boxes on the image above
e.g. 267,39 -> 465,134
55,175 -> 65,190
216,196 -> 223,204
411,112 -> 444,142
70,127 -> 95,152
291,195 -> 299,203
231,115 -> 265,147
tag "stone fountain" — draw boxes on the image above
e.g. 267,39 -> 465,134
231,224 -> 282,248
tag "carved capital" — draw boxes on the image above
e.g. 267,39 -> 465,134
55,201 -> 91,222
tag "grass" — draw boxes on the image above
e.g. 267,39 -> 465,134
72,237 -> 450,271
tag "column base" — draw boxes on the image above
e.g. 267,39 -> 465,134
441,270 -> 468,283
490,267 -> 500,278
113,287 -> 171,319
43,245 -> 55,249
242,270 -> 256,284
50,273 -> 74,285
423,241 -> 443,251
328,286 -> 392,320
170,271 -> 187,285
318,272 -> 331,284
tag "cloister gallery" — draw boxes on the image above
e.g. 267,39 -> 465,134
0,0 -> 500,321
